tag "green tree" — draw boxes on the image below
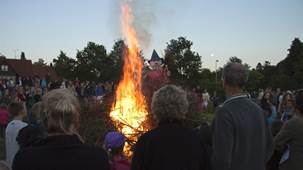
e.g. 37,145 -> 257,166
164,37 -> 202,87
53,51 -> 76,79
276,38 -> 303,89
246,69 -> 264,91
228,56 -> 250,70
198,68 -> 216,92
256,62 -> 263,72
33,58 -> 47,66
108,40 -> 126,82
228,56 -> 242,63
74,42 -> 109,82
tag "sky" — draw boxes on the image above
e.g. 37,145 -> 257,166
1,0 -> 302,70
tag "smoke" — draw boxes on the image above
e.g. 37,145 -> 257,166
107,0 -> 156,52
124,0 -> 156,49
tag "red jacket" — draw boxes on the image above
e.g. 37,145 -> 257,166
0,108 -> 9,125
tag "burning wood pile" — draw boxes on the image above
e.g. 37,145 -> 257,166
109,2 -> 151,157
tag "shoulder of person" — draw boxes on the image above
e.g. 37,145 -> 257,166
12,148 -> 30,168
14,121 -> 28,129
81,143 -> 108,158
215,104 -> 230,116
285,116 -> 303,128
20,121 -> 28,126
13,145 -> 37,163
7,120 -> 15,126
137,129 -> 154,142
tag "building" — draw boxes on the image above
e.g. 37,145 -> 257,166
0,55 -> 58,82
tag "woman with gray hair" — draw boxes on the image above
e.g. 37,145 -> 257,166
12,89 -> 110,170
131,84 -> 210,170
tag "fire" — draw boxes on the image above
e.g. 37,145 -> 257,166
109,2 -> 150,156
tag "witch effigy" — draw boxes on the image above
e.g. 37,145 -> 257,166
142,50 -> 170,111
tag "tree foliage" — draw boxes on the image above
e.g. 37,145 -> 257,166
52,41 -> 126,82
74,42 -> 108,81
228,56 -> 242,64
243,38 -> 303,91
51,37 -> 303,92
33,58 -> 47,66
53,51 -> 76,80
108,40 -> 125,82
164,37 -> 202,87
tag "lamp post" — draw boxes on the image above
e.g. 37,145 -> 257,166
14,49 -> 19,59
215,59 -> 219,92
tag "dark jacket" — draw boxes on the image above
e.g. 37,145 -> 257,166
212,95 -> 273,170
16,123 -> 46,148
111,159 -> 131,170
131,119 -> 210,170
274,115 -> 303,170
13,135 -> 110,170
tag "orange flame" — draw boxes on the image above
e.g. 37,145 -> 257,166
109,2 -> 150,156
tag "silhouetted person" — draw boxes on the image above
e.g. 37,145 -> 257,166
13,89 -> 110,170
131,85 -> 210,170
212,63 -> 273,170
274,89 -> 303,170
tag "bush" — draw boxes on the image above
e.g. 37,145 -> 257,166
78,96 -> 115,145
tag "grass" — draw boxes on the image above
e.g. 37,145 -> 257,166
202,103 -> 215,124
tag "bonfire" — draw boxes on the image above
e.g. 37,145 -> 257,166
109,2 -> 150,156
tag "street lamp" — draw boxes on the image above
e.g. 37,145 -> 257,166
14,49 -> 19,59
215,59 -> 219,91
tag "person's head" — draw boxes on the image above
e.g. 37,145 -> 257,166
8,102 -> 26,118
263,91 -> 272,100
151,84 -> 188,123
103,131 -> 125,157
282,93 -> 295,108
31,102 -> 42,122
41,89 -> 80,135
35,88 -> 42,95
295,89 -> 303,115
222,63 -> 248,94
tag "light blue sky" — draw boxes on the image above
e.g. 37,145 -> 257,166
1,0 -> 302,70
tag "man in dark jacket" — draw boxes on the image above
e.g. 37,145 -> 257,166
131,85 -> 210,170
212,63 -> 273,170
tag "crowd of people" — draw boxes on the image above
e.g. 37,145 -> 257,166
0,77 -> 115,106
0,62 -> 302,170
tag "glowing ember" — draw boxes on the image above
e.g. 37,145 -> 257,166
109,2 -> 150,156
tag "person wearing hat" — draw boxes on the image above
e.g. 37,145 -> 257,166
142,50 -> 169,113
103,131 -> 130,170
274,89 -> 303,170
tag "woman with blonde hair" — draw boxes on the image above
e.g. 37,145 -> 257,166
13,89 -> 109,170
